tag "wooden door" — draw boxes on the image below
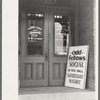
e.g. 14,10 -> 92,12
48,8 -> 74,86
20,10 -> 49,87
20,7 -> 74,88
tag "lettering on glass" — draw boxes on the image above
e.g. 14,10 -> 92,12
28,26 -> 42,42
27,13 -> 44,55
54,15 -> 69,55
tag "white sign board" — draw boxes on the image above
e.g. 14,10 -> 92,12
65,45 -> 89,89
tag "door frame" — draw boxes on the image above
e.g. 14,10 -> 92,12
19,5 -> 75,88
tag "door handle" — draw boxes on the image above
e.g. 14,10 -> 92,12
45,48 -> 48,60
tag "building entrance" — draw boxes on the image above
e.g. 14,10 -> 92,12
19,7 -> 74,87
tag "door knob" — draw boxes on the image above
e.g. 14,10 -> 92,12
45,48 -> 48,60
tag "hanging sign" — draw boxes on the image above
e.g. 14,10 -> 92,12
65,45 -> 89,89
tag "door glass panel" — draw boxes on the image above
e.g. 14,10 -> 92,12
54,15 -> 69,55
27,13 -> 44,55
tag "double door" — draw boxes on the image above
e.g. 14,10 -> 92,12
20,7 -> 74,87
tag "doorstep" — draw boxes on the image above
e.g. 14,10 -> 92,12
19,87 -> 95,100
19,86 -> 94,95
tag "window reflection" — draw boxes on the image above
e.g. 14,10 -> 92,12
54,15 -> 69,55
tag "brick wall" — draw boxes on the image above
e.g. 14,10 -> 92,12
79,0 -> 95,90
